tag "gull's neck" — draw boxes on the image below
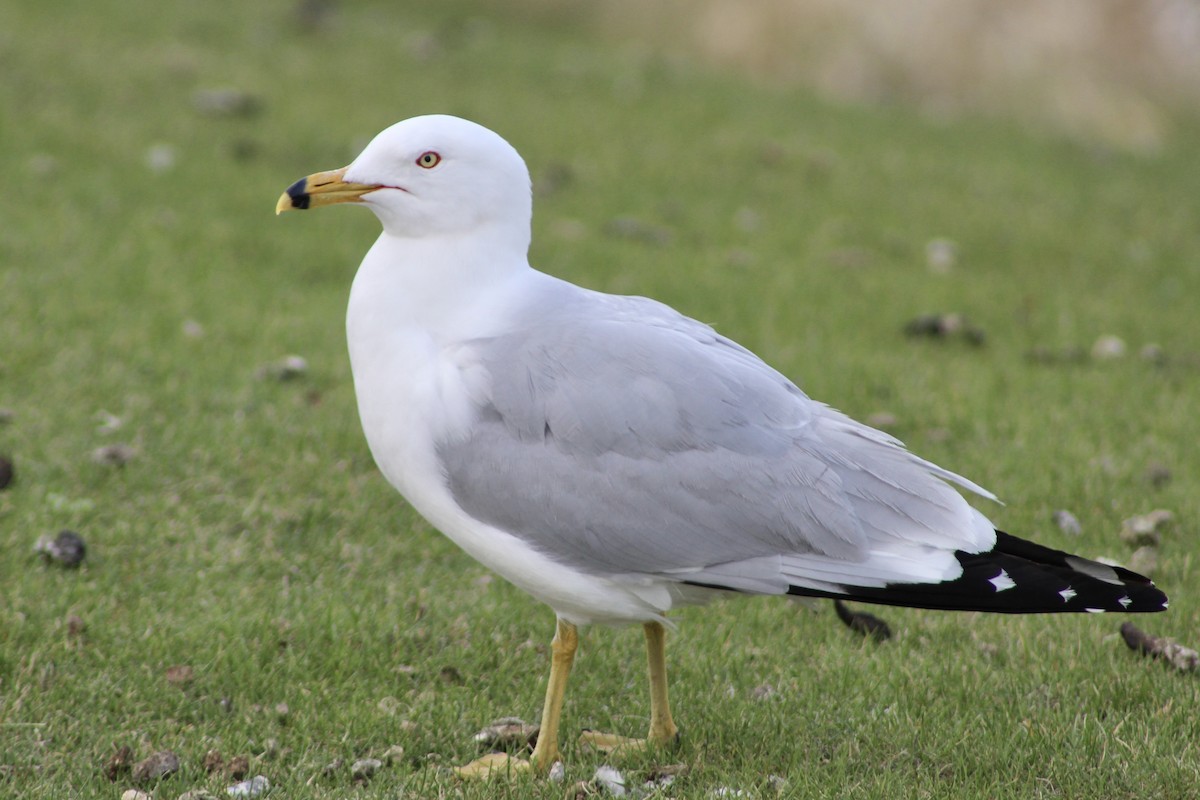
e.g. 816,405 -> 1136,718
348,227 -> 537,342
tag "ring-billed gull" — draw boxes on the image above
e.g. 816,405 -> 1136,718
276,114 -> 1167,776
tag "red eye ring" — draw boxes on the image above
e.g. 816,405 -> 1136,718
417,151 -> 441,169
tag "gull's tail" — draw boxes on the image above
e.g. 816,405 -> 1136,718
788,531 -> 1168,614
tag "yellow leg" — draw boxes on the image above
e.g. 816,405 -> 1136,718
529,618 -> 579,769
643,621 -> 679,743
578,620 -> 679,755
454,617 -> 578,779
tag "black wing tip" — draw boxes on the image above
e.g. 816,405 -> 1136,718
788,530 -> 1168,615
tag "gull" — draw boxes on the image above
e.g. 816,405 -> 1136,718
276,114 -> 1167,776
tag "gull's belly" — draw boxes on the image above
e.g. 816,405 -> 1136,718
348,328 -> 674,625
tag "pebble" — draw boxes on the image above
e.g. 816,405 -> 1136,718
903,313 -> 985,345
226,775 -> 270,797
226,755 -> 250,779
1128,545 -> 1158,577
179,791 -> 220,800
381,744 -> 405,765
91,443 -> 137,466
145,143 -> 177,173
66,614 -> 87,637
925,238 -> 958,273
35,530 -> 87,568
1052,509 -> 1082,536
472,717 -> 539,748
0,454 -> 14,490
351,758 -> 382,781
106,745 -> 135,781
1091,334 -> 1127,359
192,88 -> 262,117
593,765 -> 627,796
121,791 -> 153,800
132,750 -> 181,783
548,760 -> 565,783
257,355 -> 309,381
1121,510 -> 1172,547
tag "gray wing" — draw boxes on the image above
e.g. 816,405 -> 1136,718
438,290 -> 994,584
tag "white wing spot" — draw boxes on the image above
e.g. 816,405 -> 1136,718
1085,608 -> 1105,613
1059,587 -> 1077,603
989,569 -> 1016,592
1118,596 -> 1132,609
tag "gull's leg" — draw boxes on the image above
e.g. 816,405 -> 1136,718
643,620 -> 679,743
530,617 -> 579,768
455,618 -> 578,779
579,621 -> 679,755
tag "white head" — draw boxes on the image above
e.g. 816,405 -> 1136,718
278,115 -> 533,250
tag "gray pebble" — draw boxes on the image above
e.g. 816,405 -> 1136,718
35,530 -> 87,568
226,775 -> 270,797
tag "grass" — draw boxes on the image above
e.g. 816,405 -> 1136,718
2,1 -> 1199,797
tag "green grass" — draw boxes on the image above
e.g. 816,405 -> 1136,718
3,1 -> 1200,797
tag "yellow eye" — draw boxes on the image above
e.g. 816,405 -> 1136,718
417,151 -> 441,169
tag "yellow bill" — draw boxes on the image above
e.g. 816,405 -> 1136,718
275,167 -> 380,214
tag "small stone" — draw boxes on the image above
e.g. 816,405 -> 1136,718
1052,509 -> 1082,536
1091,334 -> 1126,360
256,355 -> 308,381
105,745 -> 135,781
567,780 -> 596,799
227,755 -> 250,780
382,744 -> 405,765
766,774 -> 788,794
1121,510 -> 1173,547
35,530 -> 87,568
472,717 -> 539,748
351,758 -> 382,781
165,664 -> 194,686
179,790 -> 220,800
273,702 -> 289,720
193,88 -> 262,118
903,313 -> 985,345
1128,546 -> 1158,577
320,757 -> 343,777
925,238 -> 958,273
146,143 -> 177,173
203,750 -> 224,774
1121,622 -> 1199,672
66,614 -> 87,637
0,454 -> 14,490
121,791 -> 153,800
644,763 -> 687,790
226,775 -> 270,797
91,443 -> 137,466
548,760 -> 565,783
750,683 -> 776,701
1140,343 -> 1165,363
95,410 -> 124,434
593,765 -> 626,796
132,750 -> 181,783
1144,463 -> 1172,488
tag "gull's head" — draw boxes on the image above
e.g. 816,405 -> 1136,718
277,115 -> 532,245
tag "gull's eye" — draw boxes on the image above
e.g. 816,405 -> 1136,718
416,151 -> 441,169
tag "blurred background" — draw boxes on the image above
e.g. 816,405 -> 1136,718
519,0 -> 1200,153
